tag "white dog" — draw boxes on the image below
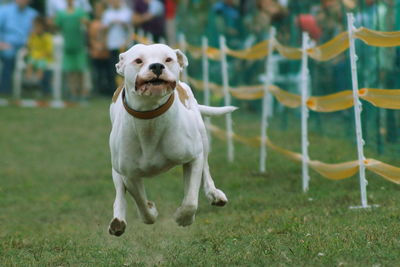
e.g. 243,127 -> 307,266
108,43 -> 236,236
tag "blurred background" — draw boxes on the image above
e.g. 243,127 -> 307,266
0,0 -> 399,156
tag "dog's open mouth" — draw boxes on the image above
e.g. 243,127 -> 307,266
135,77 -> 176,96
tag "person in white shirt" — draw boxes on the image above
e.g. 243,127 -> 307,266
45,0 -> 91,32
46,0 -> 91,18
102,0 -> 133,89
132,0 -> 165,42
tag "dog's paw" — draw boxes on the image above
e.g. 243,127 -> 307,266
174,205 -> 197,226
207,188 -> 228,207
108,218 -> 127,237
139,201 -> 158,224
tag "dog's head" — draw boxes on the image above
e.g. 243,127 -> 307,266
116,44 -> 188,97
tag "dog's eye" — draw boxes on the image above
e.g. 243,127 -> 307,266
134,58 -> 143,64
165,57 -> 173,63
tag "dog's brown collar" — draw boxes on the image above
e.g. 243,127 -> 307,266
122,89 -> 175,119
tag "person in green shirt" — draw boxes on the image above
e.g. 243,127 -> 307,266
55,0 -> 89,101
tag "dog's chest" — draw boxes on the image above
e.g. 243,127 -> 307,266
110,115 -> 201,177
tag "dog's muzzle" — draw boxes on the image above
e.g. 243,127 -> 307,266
135,77 -> 176,96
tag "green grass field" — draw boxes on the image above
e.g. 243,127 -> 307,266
1,99 -> 400,266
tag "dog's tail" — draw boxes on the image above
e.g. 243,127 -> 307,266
198,105 -> 238,116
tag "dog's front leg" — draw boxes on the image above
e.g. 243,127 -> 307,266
124,177 -> 158,224
109,169 -> 127,236
175,153 -> 204,226
202,161 -> 228,206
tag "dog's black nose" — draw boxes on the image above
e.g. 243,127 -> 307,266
149,63 -> 165,77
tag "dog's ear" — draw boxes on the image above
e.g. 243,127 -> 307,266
175,49 -> 188,70
115,52 -> 126,76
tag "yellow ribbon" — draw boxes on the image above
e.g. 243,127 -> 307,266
189,76 -> 400,111
359,88 -> 400,109
226,40 -> 270,60
307,91 -> 354,112
354,27 -> 400,47
186,28 -> 400,61
207,124 -> 400,182
307,32 -> 349,61
273,40 -> 302,60
268,85 -> 302,108
364,159 -> 400,184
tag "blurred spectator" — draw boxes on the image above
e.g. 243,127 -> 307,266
245,0 -> 271,41
132,0 -> 165,42
30,0 -> 45,13
0,0 -> 12,5
246,0 -> 288,41
316,0 -> 345,42
239,0 -> 256,16
396,0 -> 400,30
89,0 -> 113,96
0,0 -> 38,94
266,0 -> 288,27
46,0 -> 91,17
25,16 -> 53,93
311,0 -> 350,95
55,0 -> 89,101
269,0 -> 289,43
165,0 -> 177,46
102,0 -> 132,91
207,0 -> 242,49
297,14 -> 322,41
46,0 -> 91,29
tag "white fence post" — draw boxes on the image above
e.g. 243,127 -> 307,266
52,35 -> 63,104
127,26 -> 135,48
137,29 -> 145,42
259,27 -> 276,173
12,48 -> 25,100
219,35 -> 234,162
300,32 -> 310,192
202,36 -> 212,146
347,13 -> 369,208
146,33 -> 154,44
159,37 -> 167,45
179,33 -> 188,83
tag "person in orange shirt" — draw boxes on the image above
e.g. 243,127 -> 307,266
88,1 -> 113,95
25,16 -> 53,86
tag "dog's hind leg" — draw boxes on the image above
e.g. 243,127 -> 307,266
124,177 -> 158,224
109,169 -> 127,236
175,155 -> 204,226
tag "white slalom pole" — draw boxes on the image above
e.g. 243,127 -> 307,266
202,37 -> 210,107
219,35 -> 234,162
12,48 -> 24,100
159,37 -> 167,45
300,32 -> 310,192
179,33 -> 188,83
147,33 -> 154,44
259,27 -> 276,173
138,29 -> 145,42
202,36 -> 212,146
52,35 -> 63,105
347,13 -> 369,208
